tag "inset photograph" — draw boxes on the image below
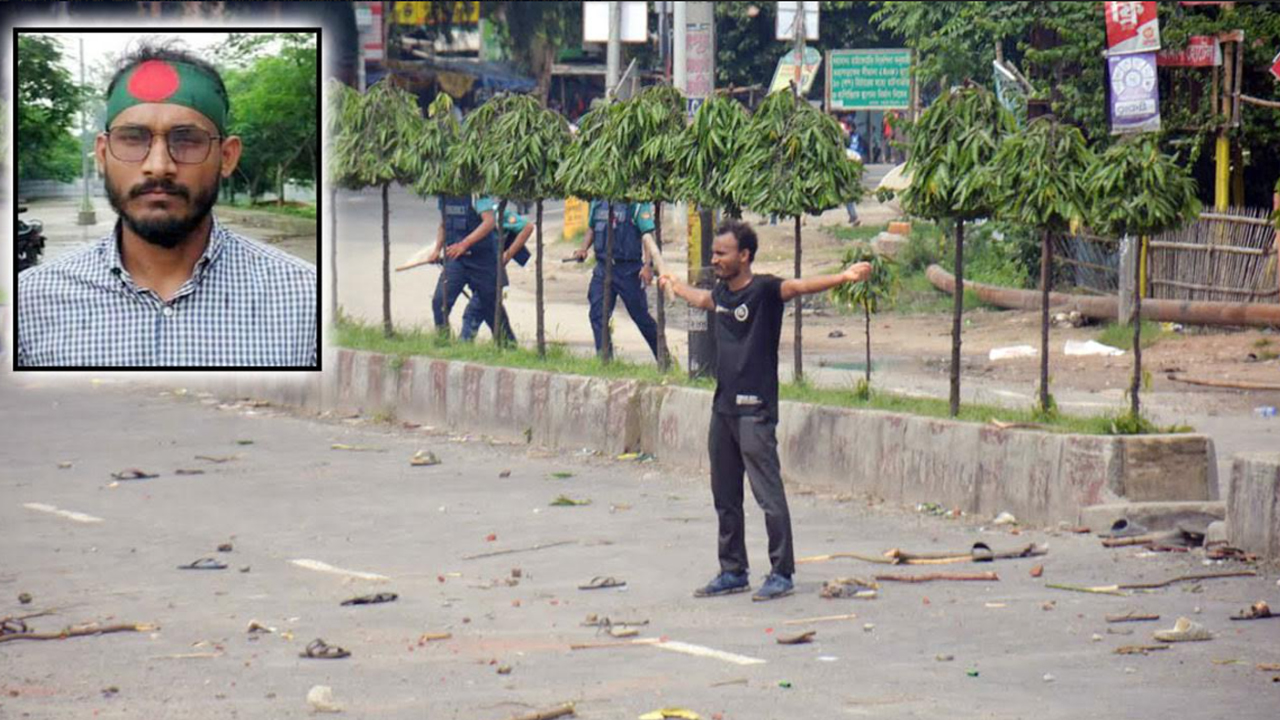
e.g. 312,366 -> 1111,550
12,30 -> 320,368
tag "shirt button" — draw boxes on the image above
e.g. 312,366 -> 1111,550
162,306 -> 175,318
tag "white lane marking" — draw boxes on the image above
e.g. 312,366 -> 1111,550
290,559 -> 390,582
23,502 -> 104,524
653,640 -> 766,666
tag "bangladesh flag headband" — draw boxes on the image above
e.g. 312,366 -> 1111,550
105,59 -> 228,133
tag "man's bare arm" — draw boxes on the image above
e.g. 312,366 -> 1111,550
658,274 -> 714,310
779,262 -> 872,301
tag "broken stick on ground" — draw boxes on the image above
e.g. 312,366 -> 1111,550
462,540 -> 577,561
875,572 -> 999,583
0,622 -> 158,644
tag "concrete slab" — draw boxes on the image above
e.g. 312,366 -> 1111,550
1227,452 -> 1280,562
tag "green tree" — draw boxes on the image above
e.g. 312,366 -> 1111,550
220,35 -> 318,204
325,79 -> 361,321
478,93 -> 572,355
990,115 -> 1095,415
556,99 -> 630,361
16,34 -> 85,182
337,80 -> 424,337
674,94 -> 751,218
1083,136 -> 1200,422
829,246 -> 898,396
724,89 -> 863,383
614,85 -> 686,369
900,84 -> 1015,416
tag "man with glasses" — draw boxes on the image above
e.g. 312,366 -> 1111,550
15,42 -> 317,367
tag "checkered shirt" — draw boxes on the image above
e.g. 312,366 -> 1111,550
16,217 -> 317,368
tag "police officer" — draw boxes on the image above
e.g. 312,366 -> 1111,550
460,203 -> 533,342
571,200 -> 659,360
428,195 -> 499,340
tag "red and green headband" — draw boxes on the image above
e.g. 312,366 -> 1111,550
106,59 -> 229,133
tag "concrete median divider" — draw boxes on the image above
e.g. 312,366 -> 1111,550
1228,453 -> 1280,563
189,348 -> 1218,527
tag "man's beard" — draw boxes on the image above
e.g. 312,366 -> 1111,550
105,172 -> 218,249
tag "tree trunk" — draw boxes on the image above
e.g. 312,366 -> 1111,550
864,301 -> 872,388
1039,228 -> 1052,412
602,212 -> 615,362
950,220 -> 965,417
381,182 -> 392,338
536,199 -> 546,357
794,215 -> 804,383
1131,235 -> 1143,418
495,199 -> 508,346
277,164 -> 286,206
330,185 -> 338,323
655,202 -> 670,371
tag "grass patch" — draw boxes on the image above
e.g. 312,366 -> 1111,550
829,223 -> 887,243
1096,321 -> 1166,351
227,198 -> 316,220
332,316 -> 1173,435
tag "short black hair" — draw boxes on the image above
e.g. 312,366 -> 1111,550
715,219 -> 758,263
106,38 -> 228,106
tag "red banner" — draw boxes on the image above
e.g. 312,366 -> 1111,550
1157,36 -> 1221,67
1105,2 -> 1161,56
1271,49 -> 1280,82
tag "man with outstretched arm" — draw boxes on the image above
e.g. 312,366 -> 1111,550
659,219 -> 872,602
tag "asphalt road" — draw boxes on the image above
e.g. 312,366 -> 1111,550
1,374 -> 1278,719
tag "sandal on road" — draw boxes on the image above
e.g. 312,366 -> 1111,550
111,468 -> 159,481
1099,518 -> 1148,539
177,557 -> 228,570
578,576 -> 627,590
340,592 -> 399,606
299,638 -> 351,659
970,542 -> 994,562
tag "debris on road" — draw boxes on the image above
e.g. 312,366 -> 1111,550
194,455 -> 238,463
875,572 -> 999,583
782,613 -> 857,625
499,469 -> 512,478
1115,645 -> 1169,655
776,631 -> 816,645
1064,339 -> 1124,357
174,469 -> 205,475
1107,613 -> 1160,623
1030,565 -> 1044,578
340,592 -> 398,606
331,443 -> 385,452
1121,571 -> 1257,590
500,703 -> 576,720
988,345 -> 1037,361
418,632 -> 451,643
1047,583 -> 1126,596
306,685 -> 343,713
550,495 -> 592,507
461,540 -> 576,561
497,665 -> 513,675
936,654 -> 954,662
1230,601 -> 1275,621
820,577 -> 879,599
549,471 -> 575,479
609,627 -> 641,638
216,543 -> 233,552
0,621 -> 157,644
57,462 -> 73,469
110,468 -> 158,480
803,543 -> 1044,566
570,637 -> 662,650
410,450 -> 442,466
17,593 -> 32,605
640,709 -> 700,720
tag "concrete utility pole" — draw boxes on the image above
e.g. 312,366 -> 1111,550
77,37 -> 95,226
681,1 -> 717,378
606,1 -> 621,97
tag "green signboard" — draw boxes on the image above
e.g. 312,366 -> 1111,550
827,49 -> 912,111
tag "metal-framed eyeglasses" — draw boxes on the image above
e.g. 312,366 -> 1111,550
105,125 -> 223,165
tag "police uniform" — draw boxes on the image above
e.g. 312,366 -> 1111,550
460,203 -> 531,341
587,200 -> 659,359
432,195 -> 499,340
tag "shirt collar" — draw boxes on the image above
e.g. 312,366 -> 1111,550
103,214 -> 230,285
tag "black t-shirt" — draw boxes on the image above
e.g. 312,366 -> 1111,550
711,274 -> 786,421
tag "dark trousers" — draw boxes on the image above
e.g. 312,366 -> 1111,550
432,260 -> 497,341
709,410 -> 794,578
588,260 -> 659,359
461,285 -> 516,343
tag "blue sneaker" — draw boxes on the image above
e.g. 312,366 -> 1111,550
751,573 -> 794,602
693,571 -> 750,598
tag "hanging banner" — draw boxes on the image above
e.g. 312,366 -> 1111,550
1104,2 -> 1161,56
1271,49 -> 1280,82
1108,52 -> 1161,134
1157,36 -> 1222,67
768,46 -> 822,96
